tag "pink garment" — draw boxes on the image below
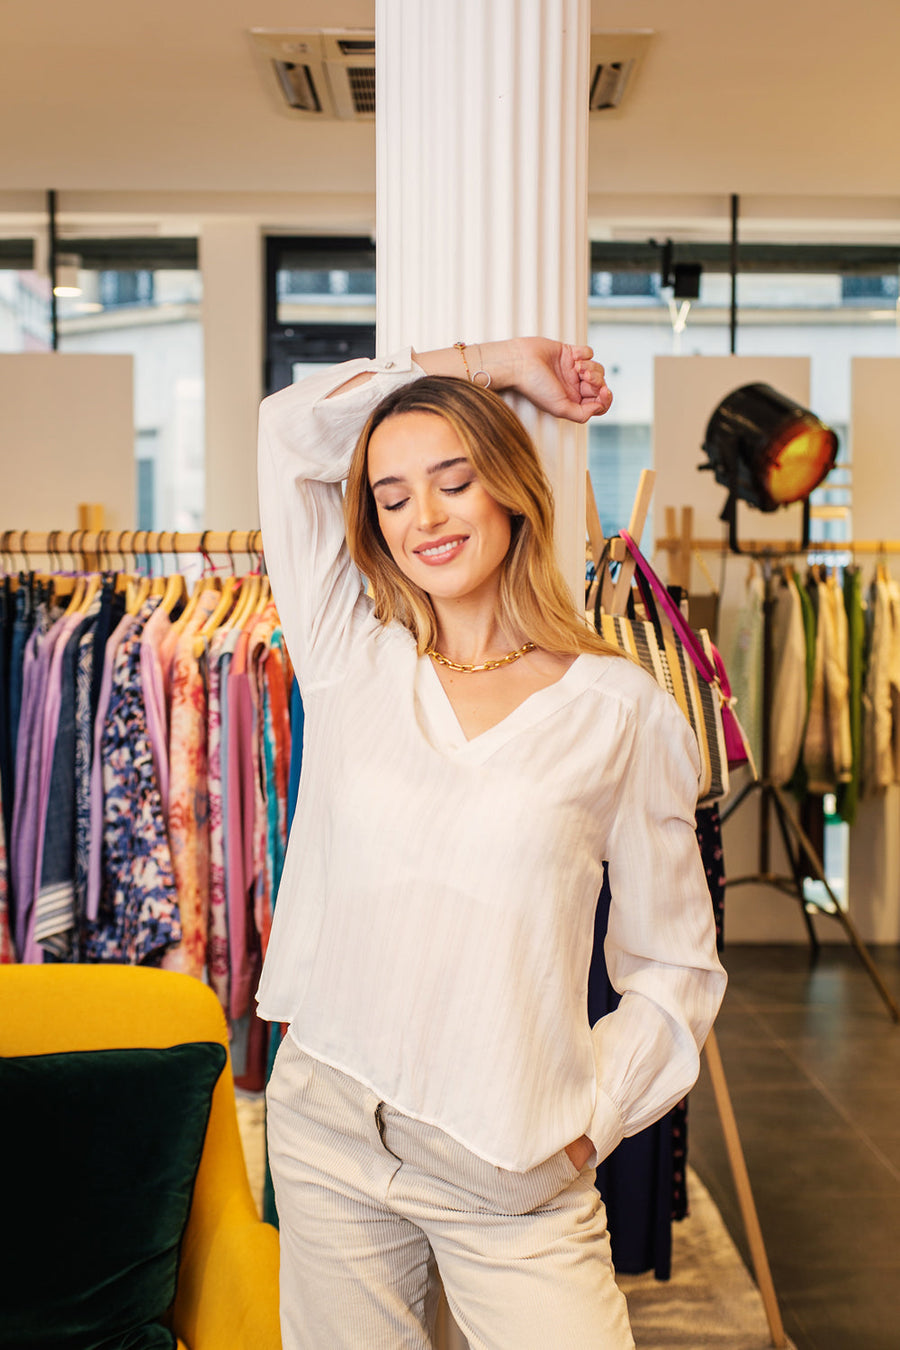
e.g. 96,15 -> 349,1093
247,607 -> 279,950
159,587 -> 221,702
162,631 -> 212,978
139,603 -> 173,814
226,627 -> 258,1021
206,625 -> 234,1009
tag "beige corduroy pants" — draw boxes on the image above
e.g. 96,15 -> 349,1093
267,1035 -> 634,1350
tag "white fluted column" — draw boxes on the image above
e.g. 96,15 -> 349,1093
376,0 -> 591,600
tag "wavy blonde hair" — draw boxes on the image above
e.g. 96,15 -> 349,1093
344,375 -> 622,659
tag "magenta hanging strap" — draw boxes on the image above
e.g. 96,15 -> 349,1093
619,530 -> 717,683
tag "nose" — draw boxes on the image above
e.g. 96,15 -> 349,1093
414,487 -> 448,532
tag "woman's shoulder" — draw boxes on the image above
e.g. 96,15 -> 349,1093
580,649 -> 678,713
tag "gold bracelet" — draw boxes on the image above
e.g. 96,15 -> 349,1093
454,340 -> 492,388
453,340 -> 471,380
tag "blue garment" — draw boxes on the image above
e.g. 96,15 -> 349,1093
72,620 -> 97,958
287,677 -> 304,828
589,866 -> 675,1281
7,583 -> 33,817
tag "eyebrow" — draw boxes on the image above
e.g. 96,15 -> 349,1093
370,456 -> 470,492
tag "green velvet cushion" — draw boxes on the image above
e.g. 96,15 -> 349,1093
0,1041 -> 227,1350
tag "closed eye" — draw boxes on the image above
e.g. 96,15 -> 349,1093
380,497 -> 409,512
443,480 -> 473,495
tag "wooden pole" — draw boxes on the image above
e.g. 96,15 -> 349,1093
704,1028 -> 788,1348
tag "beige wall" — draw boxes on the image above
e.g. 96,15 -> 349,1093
0,353 -> 134,536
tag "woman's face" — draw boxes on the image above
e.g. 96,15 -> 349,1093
367,410 -> 512,606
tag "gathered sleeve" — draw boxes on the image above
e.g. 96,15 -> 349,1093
257,349 -> 423,693
587,686 -> 727,1164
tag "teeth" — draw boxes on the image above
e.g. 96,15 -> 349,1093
420,540 -> 461,557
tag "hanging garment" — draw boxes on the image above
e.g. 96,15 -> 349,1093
10,598 -> 67,959
888,579 -> 900,784
789,575 -> 817,800
33,602 -> 100,958
0,577 -> 14,863
139,600 -> 174,814
724,566 -> 765,774
162,623 -> 214,978
0,780 -> 13,964
822,574 -> 853,787
768,569 -> 809,787
85,609 -> 142,920
802,575 -> 831,794
81,601 -> 181,964
72,618 -> 98,959
206,626 -> 232,1009
225,623 -> 259,1023
862,573 -> 894,795
837,567 -> 865,825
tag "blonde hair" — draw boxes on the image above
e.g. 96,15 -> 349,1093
344,375 -> 622,660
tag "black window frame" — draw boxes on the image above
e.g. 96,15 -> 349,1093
264,235 -> 376,395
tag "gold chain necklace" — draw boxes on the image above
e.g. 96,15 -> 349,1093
426,641 -> 536,673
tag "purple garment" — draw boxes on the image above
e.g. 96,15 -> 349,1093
11,611 -> 73,960
34,606 -> 100,958
24,612 -> 86,958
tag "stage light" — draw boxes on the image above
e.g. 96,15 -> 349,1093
701,383 -> 838,549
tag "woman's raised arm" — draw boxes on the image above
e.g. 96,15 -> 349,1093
332,338 -> 612,423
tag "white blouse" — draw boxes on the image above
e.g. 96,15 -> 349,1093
256,349 -> 726,1172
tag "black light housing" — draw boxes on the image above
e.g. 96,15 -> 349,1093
701,383 -> 838,550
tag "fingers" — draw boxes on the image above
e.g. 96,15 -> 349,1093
573,357 -> 612,416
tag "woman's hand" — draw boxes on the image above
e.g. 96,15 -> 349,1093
510,337 -> 613,423
564,1133 -> 595,1171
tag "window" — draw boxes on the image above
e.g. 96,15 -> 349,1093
265,236 -> 375,394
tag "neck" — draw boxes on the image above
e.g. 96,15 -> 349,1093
431,594 -> 520,668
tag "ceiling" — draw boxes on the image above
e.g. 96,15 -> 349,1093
1,0 -> 899,240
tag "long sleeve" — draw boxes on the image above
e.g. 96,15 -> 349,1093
257,349 -> 423,694
587,689 -> 727,1164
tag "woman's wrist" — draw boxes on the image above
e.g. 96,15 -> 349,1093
412,339 -> 523,391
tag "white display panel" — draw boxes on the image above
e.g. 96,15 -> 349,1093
0,352 -> 134,536
653,354 -> 812,553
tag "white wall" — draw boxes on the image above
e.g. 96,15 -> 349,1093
0,353 -> 134,535
847,358 -> 900,944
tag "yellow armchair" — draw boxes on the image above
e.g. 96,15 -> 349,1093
0,963 -> 281,1350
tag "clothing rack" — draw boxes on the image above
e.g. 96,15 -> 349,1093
655,523 -> 900,1026
1,529 -> 264,564
600,480 -> 788,1349
656,535 -> 900,557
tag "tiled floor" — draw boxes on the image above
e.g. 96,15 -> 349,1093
688,942 -> 900,1350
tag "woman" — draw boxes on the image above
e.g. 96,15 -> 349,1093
259,337 -> 726,1349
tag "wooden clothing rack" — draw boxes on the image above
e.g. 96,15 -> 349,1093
1,528 -> 264,565
590,476 -> 789,1349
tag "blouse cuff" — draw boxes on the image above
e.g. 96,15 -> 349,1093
587,1087 -> 626,1167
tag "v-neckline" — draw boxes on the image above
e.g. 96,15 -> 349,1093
415,651 -> 593,761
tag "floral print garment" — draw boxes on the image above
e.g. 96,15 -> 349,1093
81,601 -> 181,964
162,630 -> 211,978
205,626 -> 232,1008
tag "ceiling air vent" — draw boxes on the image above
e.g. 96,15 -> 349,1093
589,31 -> 654,114
249,29 -> 376,120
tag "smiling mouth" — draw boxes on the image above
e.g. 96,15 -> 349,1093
414,536 -> 468,563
